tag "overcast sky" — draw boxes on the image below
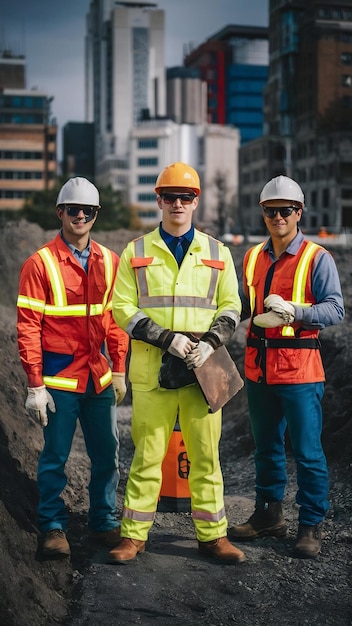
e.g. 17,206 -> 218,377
1,0 -> 268,154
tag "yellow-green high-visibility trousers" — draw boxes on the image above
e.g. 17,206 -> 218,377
121,384 -> 227,542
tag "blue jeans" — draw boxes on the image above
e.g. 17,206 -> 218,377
37,384 -> 119,533
246,379 -> 329,525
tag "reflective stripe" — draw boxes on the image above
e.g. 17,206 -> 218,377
122,506 -> 156,522
247,241 -> 321,337
192,507 -> 226,522
38,247 -> 67,307
44,303 -> 87,316
35,243 -> 114,318
97,243 -> 114,310
133,235 -> 220,310
100,370 -> 112,387
292,241 -> 320,304
138,295 -> 217,310
43,375 -> 78,390
246,242 -> 265,314
17,295 -> 45,313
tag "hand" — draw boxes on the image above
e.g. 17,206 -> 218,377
25,385 -> 56,427
264,294 -> 295,324
167,333 -> 198,359
184,341 -> 214,369
112,372 -> 127,406
253,310 -> 290,328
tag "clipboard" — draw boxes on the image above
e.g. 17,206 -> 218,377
193,345 -> 244,413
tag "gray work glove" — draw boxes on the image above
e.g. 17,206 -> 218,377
253,294 -> 295,328
25,385 -> 56,427
112,372 -> 127,406
184,341 -> 214,369
168,333 -> 198,359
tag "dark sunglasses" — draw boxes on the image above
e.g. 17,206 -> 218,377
160,193 -> 196,205
64,205 -> 98,218
263,206 -> 299,218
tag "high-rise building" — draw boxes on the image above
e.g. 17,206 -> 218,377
85,0 -> 166,190
239,0 -> 352,234
0,51 -> 57,212
62,122 -> 95,179
184,25 -> 269,144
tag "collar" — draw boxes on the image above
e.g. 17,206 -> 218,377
159,223 -> 194,245
264,229 -> 304,257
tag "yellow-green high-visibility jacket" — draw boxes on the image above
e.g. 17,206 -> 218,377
112,227 -> 241,391
17,233 -> 129,393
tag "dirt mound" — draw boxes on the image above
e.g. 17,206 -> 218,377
0,221 -> 351,625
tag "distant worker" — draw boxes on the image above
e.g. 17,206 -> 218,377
17,177 -> 129,558
228,175 -> 344,558
109,162 -> 245,564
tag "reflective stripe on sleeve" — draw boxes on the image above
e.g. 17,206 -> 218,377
17,295 -> 46,313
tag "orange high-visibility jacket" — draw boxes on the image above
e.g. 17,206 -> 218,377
244,239 -> 325,385
17,233 -> 129,393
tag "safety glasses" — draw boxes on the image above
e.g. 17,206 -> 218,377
160,193 -> 196,205
262,206 -> 299,218
64,205 -> 98,219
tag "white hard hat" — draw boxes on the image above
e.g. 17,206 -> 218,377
259,175 -> 304,208
56,177 -> 100,207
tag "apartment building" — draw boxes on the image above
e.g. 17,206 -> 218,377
184,25 -> 269,144
239,0 -> 352,234
0,51 -> 57,212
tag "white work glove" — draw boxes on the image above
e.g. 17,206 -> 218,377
112,372 -> 127,406
184,341 -> 214,369
25,385 -> 56,427
253,294 -> 295,328
167,333 -> 198,359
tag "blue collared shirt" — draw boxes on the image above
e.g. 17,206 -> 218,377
60,230 -> 91,272
240,229 -> 344,329
159,223 -> 194,266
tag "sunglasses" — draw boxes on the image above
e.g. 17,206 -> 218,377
262,206 -> 299,218
64,205 -> 98,219
160,193 -> 196,205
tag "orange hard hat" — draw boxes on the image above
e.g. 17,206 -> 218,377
155,162 -> 201,195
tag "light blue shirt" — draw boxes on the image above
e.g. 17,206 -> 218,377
60,230 -> 91,272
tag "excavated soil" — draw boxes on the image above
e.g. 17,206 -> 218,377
0,220 -> 351,626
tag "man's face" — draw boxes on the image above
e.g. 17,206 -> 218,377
56,205 -> 98,239
261,199 -> 302,240
157,187 -> 199,234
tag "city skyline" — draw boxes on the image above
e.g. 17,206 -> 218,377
1,0 -> 268,145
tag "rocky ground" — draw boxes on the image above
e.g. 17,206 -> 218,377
0,220 -> 351,626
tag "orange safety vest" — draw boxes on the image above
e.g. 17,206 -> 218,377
17,234 -> 128,393
244,239 -> 325,385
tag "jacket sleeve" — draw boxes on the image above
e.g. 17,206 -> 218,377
17,254 -> 47,387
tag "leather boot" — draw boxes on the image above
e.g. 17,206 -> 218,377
108,537 -> 145,563
43,529 -> 71,557
295,523 -> 322,558
89,526 -> 121,547
198,537 -> 246,563
228,502 -> 287,541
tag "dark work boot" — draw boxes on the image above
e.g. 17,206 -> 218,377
295,523 -> 322,559
228,502 -> 287,541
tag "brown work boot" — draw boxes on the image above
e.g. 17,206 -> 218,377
228,502 -> 287,541
295,523 -> 322,559
89,526 -> 121,547
108,537 -> 145,563
43,529 -> 71,557
198,537 -> 246,563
